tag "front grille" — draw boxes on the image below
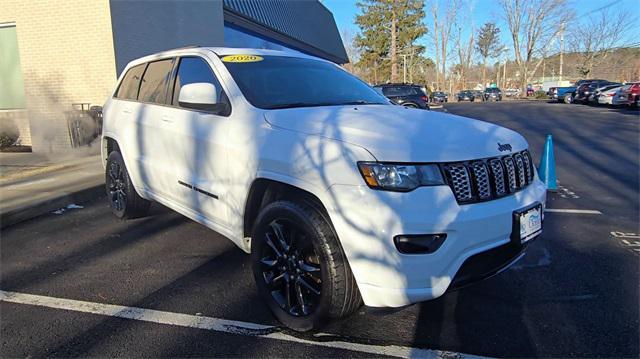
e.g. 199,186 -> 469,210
442,150 -> 535,204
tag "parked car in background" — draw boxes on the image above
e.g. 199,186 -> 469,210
504,88 -> 521,97
374,83 -> 430,109
562,79 -> 603,104
597,85 -> 623,105
622,82 -> 640,108
473,90 -> 484,99
457,90 -> 475,102
589,83 -> 621,104
575,80 -> 614,104
431,91 -> 448,103
483,87 -> 503,101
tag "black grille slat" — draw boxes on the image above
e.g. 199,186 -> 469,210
470,162 -> 491,199
522,151 -> 534,182
503,157 -> 517,192
488,159 -> 506,196
446,164 -> 473,202
514,153 -> 526,188
443,150 -> 534,204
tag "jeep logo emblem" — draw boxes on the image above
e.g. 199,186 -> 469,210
498,143 -> 512,152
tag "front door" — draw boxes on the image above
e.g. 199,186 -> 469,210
162,56 -> 230,226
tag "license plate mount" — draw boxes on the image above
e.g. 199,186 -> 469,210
511,203 -> 543,245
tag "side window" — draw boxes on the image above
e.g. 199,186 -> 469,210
172,57 -> 229,115
138,59 -> 174,104
383,87 -> 403,96
116,64 -> 146,100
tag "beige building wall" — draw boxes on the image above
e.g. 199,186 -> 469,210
0,0 -> 117,152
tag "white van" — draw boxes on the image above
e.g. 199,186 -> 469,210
101,47 -> 546,331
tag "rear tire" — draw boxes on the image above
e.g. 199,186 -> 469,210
251,200 -> 362,331
105,151 -> 150,219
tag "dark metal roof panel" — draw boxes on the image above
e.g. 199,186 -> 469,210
223,0 -> 348,63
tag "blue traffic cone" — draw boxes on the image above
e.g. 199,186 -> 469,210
538,134 -> 557,191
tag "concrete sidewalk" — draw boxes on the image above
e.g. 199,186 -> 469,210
0,151 -> 105,228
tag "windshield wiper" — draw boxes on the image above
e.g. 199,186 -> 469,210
339,100 -> 381,105
267,100 -> 382,109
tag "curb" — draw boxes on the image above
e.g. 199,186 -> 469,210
0,184 -> 105,229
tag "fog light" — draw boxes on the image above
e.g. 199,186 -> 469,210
393,234 -> 447,254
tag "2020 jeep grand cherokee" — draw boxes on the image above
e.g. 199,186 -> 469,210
102,47 -> 546,331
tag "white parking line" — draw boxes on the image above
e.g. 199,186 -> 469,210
544,209 -> 602,214
0,290 -> 482,359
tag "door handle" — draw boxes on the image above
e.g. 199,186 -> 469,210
123,107 -> 132,114
161,116 -> 173,123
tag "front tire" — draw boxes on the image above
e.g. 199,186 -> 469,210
564,94 -> 573,104
251,201 -> 361,331
105,151 -> 150,219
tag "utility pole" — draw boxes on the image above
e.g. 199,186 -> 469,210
401,54 -> 408,83
503,60 -> 507,88
559,21 -> 565,82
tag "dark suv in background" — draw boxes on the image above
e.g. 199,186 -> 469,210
483,87 -> 503,101
576,80 -> 615,104
431,91 -> 448,103
374,83 -> 430,109
457,90 -> 475,102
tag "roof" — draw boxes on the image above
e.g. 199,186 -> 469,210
374,83 -> 424,87
122,47 -> 330,70
222,0 -> 348,64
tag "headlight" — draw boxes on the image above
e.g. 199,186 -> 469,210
358,162 -> 445,191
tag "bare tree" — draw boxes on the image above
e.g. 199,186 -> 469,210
341,28 -> 363,77
428,0 -> 458,90
454,22 -> 475,90
500,0 -> 572,92
569,8 -> 637,77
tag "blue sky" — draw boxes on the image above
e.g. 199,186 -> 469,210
322,0 -> 635,61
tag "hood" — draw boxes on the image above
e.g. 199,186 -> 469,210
264,105 -> 528,162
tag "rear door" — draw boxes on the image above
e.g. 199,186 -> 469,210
135,58 -> 176,197
110,63 -> 149,191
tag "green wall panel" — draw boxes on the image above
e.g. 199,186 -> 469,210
0,25 -> 26,109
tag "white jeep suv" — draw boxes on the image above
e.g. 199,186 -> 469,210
102,47 -> 546,331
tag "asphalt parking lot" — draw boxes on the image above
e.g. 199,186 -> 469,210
1,101 -> 638,358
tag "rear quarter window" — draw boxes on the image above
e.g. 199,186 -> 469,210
115,64 -> 146,100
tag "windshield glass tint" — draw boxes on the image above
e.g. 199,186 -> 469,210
222,56 -> 388,109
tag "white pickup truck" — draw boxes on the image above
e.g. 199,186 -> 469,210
101,47 -> 546,331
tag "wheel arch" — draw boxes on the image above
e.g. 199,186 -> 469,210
102,136 -> 121,168
243,177 -> 332,239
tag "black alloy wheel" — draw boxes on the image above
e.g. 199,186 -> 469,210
259,218 -> 322,317
107,160 -> 127,215
251,201 -> 362,331
105,151 -> 150,219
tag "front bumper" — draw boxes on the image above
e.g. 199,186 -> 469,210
325,177 -> 546,307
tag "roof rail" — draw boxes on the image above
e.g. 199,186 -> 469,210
166,45 -> 200,51
374,82 -> 424,87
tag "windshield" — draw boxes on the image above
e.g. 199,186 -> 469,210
222,55 -> 388,109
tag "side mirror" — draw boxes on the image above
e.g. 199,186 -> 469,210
178,82 -> 218,112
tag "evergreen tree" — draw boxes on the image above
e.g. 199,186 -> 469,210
355,0 -> 427,83
475,22 -> 501,87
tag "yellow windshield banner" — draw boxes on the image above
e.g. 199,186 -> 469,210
221,55 -> 264,63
